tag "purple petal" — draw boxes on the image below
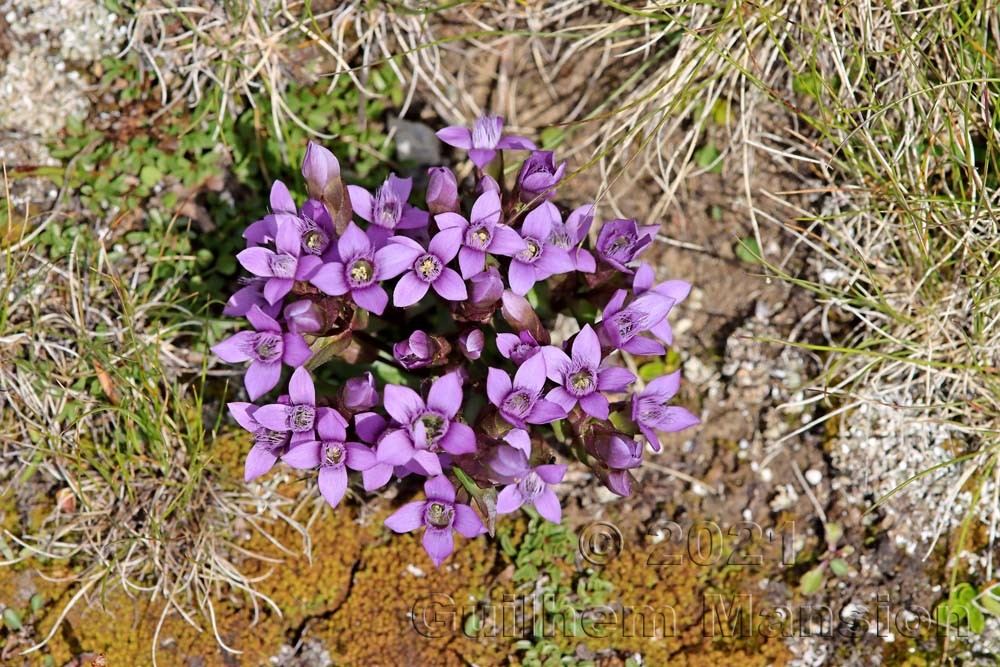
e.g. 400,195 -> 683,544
275,218 -> 302,256
427,372 -> 463,417
345,442 -> 375,471
355,412 -> 387,444
245,361 -> 281,400
384,501 -> 426,533
288,367 -> 315,406
602,289 -> 627,318
571,325 -> 601,366
338,222 -> 370,261
282,333 -> 312,367
264,277 -> 294,305
496,135 -> 536,150
435,212 -> 468,231
532,488 -> 562,523
347,185 -> 374,222
597,366 -> 636,393
487,225 -> 525,256
495,333 -> 521,359
543,347 -> 571,382
513,352 -> 547,393
424,474 -> 456,503
377,428 -> 415,465
468,148 -> 496,169
649,319 -> 674,346
458,247 -> 486,279
212,331 -> 254,363
622,336 -> 666,356
496,485 -> 525,514
526,399 -> 566,424
384,384 -> 424,424
318,466 -> 349,508
310,263 -> 348,295
521,202 -> 556,239
352,284 -> 388,316
237,247 -> 275,277
429,227 -> 464,263
227,402 -> 259,431
546,386 -> 577,413
534,464 -> 567,485
486,368 -> 513,407
470,190 -> 501,226
295,255 -> 323,281
431,269 -> 467,302
436,126 -> 472,149
503,428 -> 531,455
269,180 -> 296,213
658,406 -> 701,432
535,246 -> 574,277
244,446 -> 278,482
453,504 -> 486,538
363,462 -> 394,491
422,527 -> 454,567
573,249 -> 596,273
411,450 -> 442,476
655,279 -> 692,304
254,404 -> 290,431
375,243 -> 421,280
633,263 -> 655,293
645,370 -> 681,399
397,206 -> 429,230
282,441 -> 322,469
579,392 -> 610,420
393,272 -> 430,308
438,421 -> 476,455
315,410 -> 347,441
507,260 -> 537,296
247,305 -> 280,333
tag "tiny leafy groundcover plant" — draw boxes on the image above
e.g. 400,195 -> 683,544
213,114 -> 700,567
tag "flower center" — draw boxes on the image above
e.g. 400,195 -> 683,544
253,428 -> 287,454
547,223 -> 571,249
252,333 -> 283,362
466,224 -> 493,250
502,389 -> 536,418
268,254 -> 297,278
517,237 -> 543,264
414,254 -> 443,283
471,115 -> 501,149
322,441 -> 346,467
302,227 -> 329,255
374,184 -> 403,229
606,234 -> 635,260
348,258 -> 375,287
426,501 -> 455,528
290,405 -> 316,432
412,411 -> 449,450
518,472 -> 545,501
568,367 -> 596,396
510,342 -> 536,364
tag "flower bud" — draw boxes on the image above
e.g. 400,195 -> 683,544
458,329 -> 484,360
597,467 -> 635,497
476,173 -> 501,195
302,141 -> 341,200
500,290 -> 549,344
426,167 -> 459,215
283,299 -> 322,334
586,429 -> 643,470
341,372 -> 378,412
470,266 -> 504,306
516,150 -> 565,203
394,330 -> 434,369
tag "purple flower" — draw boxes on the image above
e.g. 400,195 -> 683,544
211,305 -> 312,400
486,353 -> 566,429
588,430 -> 644,470
393,330 -> 434,369
426,167 -> 459,215
309,222 -> 408,315
377,372 -> 477,474
484,429 -> 532,482
384,475 -> 487,567
228,402 -> 291,482
600,468 -> 635,497
237,214 -> 324,304
244,182 -> 337,260
631,370 -> 700,451
496,463 -> 566,524
436,114 -> 536,169
348,173 -> 428,240
385,230 -> 468,307
223,278 -> 281,318
496,330 -> 542,365
301,141 -> 340,197
436,190 -> 525,279
631,263 -> 691,346
469,266 -> 504,306
477,173 -> 501,195
283,299 -> 322,334
595,218 -> 659,272
341,372 -> 379,412
516,150 -> 565,202
508,202 -> 575,295
281,409 -> 374,508
252,367 -> 324,444
354,412 -> 395,491
600,290 -> 674,356
458,329 -> 484,360
547,205 -> 596,273
544,325 -> 636,420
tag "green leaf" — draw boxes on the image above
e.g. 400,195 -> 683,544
954,582 -> 978,604
968,605 -> 986,633
3,607 -> 22,630
936,601 -> 966,625
829,558 -> 849,577
979,585 -> 1000,616
694,143 -> 723,173
824,522 -> 843,545
735,236 -> 762,264
29,594 -> 44,613
639,360 -> 666,382
799,567 -> 824,595
463,613 -> 481,636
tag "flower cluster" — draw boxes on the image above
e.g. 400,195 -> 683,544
213,114 -> 699,567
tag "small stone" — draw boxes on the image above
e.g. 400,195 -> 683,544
804,469 -> 823,486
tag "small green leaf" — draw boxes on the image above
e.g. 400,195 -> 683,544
735,236 -> 762,264
954,582 -> 978,604
825,522 -> 843,545
936,601 -> 966,625
829,558 -> 849,577
799,567 -> 824,595
638,360 -> 666,381
29,594 -> 43,613
463,613 -> 481,636
3,608 -> 22,630
980,585 -> 1000,616
968,606 -> 986,633
694,143 -> 723,173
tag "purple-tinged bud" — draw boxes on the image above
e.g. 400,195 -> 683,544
470,266 -> 504,306
500,290 -> 549,344
341,372 -> 378,412
598,467 -> 635,497
476,173 -> 501,196
283,299 -> 322,334
394,330 -> 434,369
426,167 -> 459,215
516,150 -> 565,203
586,429 -> 643,470
458,329 -> 484,360
302,141 -> 341,200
